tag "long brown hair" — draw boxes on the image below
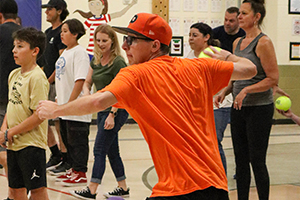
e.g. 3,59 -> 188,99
93,24 -> 122,66
74,0 -> 108,19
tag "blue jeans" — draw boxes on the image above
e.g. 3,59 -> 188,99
91,109 -> 129,184
214,107 -> 231,174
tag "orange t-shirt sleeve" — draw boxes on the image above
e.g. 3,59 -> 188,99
99,68 -> 136,109
204,58 -> 234,95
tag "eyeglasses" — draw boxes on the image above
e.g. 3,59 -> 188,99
123,35 -> 153,46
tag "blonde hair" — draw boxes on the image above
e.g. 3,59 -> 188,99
93,24 -> 122,66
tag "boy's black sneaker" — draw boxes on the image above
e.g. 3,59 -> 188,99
49,161 -> 70,176
46,154 -> 62,171
103,186 -> 130,198
70,186 -> 96,200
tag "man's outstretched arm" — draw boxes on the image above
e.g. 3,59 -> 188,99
204,46 -> 257,80
37,91 -> 118,120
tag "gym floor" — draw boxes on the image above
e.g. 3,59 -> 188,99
0,123 -> 300,199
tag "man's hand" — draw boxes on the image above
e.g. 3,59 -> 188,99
104,115 -> 115,130
0,130 -> 5,147
214,94 -> 224,108
202,46 -> 231,61
276,109 -> 293,118
37,100 -> 59,120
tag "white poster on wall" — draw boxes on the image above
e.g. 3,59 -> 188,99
169,18 -> 181,35
197,0 -> 208,12
292,17 -> 300,35
211,18 -> 222,28
184,42 -> 192,58
197,18 -> 208,24
211,0 -> 222,13
184,0 -> 195,12
170,0 -> 181,11
184,18 -> 194,35
225,0 -> 236,8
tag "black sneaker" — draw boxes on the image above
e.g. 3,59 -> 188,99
104,186 -> 130,198
46,154 -> 62,171
49,162 -> 70,176
70,186 -> 96,200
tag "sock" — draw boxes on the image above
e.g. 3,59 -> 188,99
50,144 -> 61,158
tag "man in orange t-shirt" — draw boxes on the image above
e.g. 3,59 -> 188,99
37,13 -> 257,200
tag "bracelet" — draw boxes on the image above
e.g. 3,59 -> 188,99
4,129 -> 8,142
109,111 -> 117,117
225,54 -> 232,61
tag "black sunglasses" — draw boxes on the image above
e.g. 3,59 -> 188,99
123,35 -> 153,46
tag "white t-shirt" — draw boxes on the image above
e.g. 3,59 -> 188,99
55,45 -> 92,122
186,50 -> 197,59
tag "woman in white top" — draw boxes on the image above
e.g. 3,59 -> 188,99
186,22 -> 220,58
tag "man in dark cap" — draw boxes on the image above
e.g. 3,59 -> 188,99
41,0 -> 67,10
40,0 -> 69,175
0,0 -> 21,199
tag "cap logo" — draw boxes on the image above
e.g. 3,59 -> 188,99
130,15 -> 138,23
149,30 -> 155,35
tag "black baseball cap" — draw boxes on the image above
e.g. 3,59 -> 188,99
0,0 -> 18,14
41,0 -> 67,10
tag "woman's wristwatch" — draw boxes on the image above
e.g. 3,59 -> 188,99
3,129 -> 8,142
109,111 -> 117,117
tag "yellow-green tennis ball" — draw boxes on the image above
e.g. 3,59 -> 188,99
275,96 -> 291,111
199,46 -> 222,58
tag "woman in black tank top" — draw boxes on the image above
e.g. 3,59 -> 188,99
216,1 -> 279,200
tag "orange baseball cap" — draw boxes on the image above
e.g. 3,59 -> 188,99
112,13 -> 172,46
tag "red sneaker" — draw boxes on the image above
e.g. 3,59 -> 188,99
62,170 -> 87,187
56,168 -> 73,182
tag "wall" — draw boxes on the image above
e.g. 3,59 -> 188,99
168,0 -> 238,56
41,0 -> 151,59
264,0 -> 300,119
40,0 -> 300,120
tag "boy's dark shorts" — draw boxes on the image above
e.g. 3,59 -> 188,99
7,146 -> 47,190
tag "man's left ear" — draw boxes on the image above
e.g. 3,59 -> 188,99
152,40 -> 161,51
33,47 -> 40,57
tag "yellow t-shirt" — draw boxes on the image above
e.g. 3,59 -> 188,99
7,66 -> 49,151
102,55 -> 233,197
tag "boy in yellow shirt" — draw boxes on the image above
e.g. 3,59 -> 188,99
0,27 -> 49,200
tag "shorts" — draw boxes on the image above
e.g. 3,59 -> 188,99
7,146 -> 47,190
48,83 -> 59,121
48,83 -> 56,102
0,103 -> 6,152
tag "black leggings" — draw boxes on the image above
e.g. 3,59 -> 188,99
231,103 -> 274,200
